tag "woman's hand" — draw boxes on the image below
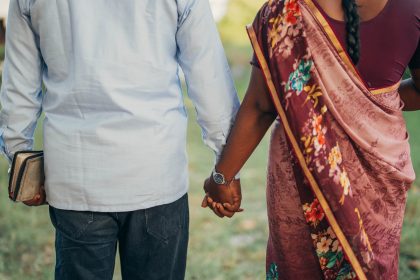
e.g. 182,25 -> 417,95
201,178 -> 243,218
200,67 -> 276,218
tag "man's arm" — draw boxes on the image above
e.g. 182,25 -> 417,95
0,0 -> 43,164
176,0 -> 240,161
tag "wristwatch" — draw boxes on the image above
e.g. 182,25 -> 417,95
212,169 -> 228,185
212,169 -> 239,185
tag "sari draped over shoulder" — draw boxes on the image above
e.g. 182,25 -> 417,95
248,1 -> 416,279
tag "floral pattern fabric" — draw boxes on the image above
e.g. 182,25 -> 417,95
266,263 -> 279,280
251,0 -> 415,279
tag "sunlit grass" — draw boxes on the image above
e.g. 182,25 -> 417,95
0,45 -> 4,60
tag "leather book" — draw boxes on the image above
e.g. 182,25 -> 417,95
8,151 -> 45,203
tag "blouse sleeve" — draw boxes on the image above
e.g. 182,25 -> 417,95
249,3 -> 270,69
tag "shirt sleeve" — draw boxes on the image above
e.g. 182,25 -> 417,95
176,0 -> 240,160
0,0 -> 43,164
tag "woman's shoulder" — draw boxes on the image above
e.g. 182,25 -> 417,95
411,0 -> 420,21
252,2 -> 271,27
406,0 -> 420,9
394,0 -> 420,30
400,0 -> 420,17
252,0 -> 289,28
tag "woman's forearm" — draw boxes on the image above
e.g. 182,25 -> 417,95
215,67 -> 277,180
400,79 -> 420,111
215,98 -> 276,180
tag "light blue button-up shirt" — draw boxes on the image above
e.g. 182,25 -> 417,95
0,0 -> 239,211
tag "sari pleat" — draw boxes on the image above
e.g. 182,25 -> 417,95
267,121 -> 323,279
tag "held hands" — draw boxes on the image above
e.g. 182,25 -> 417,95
201,177 -> 243,218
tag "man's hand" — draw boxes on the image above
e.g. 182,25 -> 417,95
201,177 -> 243,218
23,187 -> 47,206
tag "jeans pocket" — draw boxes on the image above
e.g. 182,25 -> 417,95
146,194 -> 188,244
49,206 -> 94,240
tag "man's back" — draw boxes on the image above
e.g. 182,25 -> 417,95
0,0 -> 239,211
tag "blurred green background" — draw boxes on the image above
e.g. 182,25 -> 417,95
0,1 -> 419,279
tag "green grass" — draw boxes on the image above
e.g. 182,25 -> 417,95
0,45 -> 4,60
401,110 -> 420,280
406,111 -> 420,186
0,1 -> 419,279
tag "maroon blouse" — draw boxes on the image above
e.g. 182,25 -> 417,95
252,0 -> 420,88
316,0 -> 420,88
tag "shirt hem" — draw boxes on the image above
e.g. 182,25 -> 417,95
47,189 -> 188,212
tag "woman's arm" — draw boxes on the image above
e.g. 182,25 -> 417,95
215,66 -> 277,180
399,68 -> 420,111
202,66 -> 277,217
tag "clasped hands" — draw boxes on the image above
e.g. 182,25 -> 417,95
201,176 -> 243,218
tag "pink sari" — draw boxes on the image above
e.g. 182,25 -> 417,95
247,1 -> 416,279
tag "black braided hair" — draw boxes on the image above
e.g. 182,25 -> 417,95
342,0 -> 360,65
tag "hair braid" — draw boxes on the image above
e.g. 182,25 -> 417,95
342,0 -> 360,65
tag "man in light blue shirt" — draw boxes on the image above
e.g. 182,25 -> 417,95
0,0 -> 239,278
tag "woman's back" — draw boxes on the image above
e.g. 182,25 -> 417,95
315,0 -> 420,88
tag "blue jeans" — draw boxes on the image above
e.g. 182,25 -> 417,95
49,194 -> 189,280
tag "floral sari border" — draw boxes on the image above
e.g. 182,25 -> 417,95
246,24 -> 368,280
303,0 -> 400,95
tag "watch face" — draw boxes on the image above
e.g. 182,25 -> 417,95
213,172 -> 225,184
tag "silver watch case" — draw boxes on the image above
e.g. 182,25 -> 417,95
212,171 -> 226,185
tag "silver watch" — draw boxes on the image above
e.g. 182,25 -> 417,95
212,169 -> 228,185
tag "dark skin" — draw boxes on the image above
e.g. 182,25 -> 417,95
202,0 -> 420,217
399,69 -> 420,111
202,67 -> 276,217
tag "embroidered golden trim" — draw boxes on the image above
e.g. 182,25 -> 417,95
303,0 -> 399,96
370,81 -> 401,95
247,25 -> 368,280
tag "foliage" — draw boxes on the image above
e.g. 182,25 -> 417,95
0,45 -> 4,60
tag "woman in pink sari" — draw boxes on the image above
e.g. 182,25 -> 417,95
202,0 -> 420,279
